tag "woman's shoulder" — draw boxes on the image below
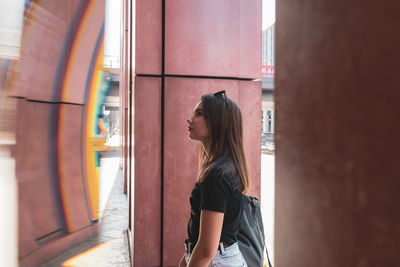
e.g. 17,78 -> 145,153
205,161 -> 239,188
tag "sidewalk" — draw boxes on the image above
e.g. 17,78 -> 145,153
42,167 -> 130,267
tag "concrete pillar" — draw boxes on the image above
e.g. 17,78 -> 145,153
275,0 -> 400,266
270,110 -> 274,133
262,110 -> 267,133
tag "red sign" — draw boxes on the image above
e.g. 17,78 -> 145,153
262,65 -> 275,77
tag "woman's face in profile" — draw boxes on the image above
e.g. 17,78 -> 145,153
187,101 -> 209,143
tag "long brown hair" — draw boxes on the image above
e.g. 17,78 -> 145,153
197,91 -> 250,194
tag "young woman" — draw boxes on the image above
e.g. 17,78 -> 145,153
179,91 -> 249,267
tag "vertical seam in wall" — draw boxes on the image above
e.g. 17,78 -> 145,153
129,0 -> 134,240
161,0 -> 166,266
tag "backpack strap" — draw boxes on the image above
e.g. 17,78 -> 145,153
250,196 -> 273,267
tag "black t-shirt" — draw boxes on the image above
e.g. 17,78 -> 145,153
187,166 -> 243,246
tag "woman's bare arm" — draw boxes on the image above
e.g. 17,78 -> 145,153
187,210 -> 224,267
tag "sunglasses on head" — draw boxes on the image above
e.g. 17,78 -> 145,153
213,90 -> 226,99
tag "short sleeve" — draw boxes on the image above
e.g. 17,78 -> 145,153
200,169 -> 232,213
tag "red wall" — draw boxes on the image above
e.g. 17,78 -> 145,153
133,0 -> 262,265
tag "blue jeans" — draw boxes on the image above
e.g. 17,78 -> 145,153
185,242 -> 247,267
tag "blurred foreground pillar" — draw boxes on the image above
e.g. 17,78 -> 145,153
275,0 -> 400,266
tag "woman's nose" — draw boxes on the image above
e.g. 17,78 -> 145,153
187,118 -> 193,124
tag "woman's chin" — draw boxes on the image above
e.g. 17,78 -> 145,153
188,133 -> 198,141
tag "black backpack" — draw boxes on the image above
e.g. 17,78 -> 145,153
237,195 -> 272,267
